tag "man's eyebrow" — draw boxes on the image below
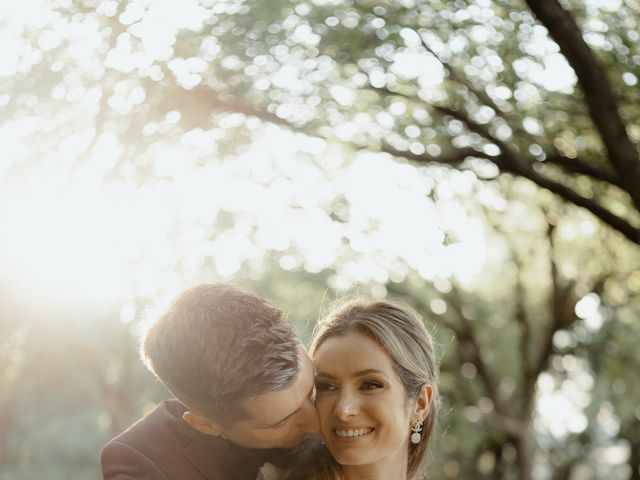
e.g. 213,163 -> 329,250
315,369 -> 388,379
266,383 -> 315,428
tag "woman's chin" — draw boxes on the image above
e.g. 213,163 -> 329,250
327,447 -> 373,466
331,453 -> 365,466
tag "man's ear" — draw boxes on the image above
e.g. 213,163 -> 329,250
411,384 -> 433,423
182,410 -> 224,437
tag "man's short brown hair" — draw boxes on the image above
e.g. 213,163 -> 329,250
141,283 -> 299,426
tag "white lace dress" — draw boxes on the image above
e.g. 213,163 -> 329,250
256,462 -> 284,480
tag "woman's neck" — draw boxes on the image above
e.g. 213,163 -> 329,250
340,453 -> 408,480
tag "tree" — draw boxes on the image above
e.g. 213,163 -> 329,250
14,0 -> 636,242
3,1 -> 640,479
4,1 -> 639,237
388,191 -> 640,479
201,0 -> 639,244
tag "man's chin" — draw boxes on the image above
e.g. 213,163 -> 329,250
278,433 -> 311,449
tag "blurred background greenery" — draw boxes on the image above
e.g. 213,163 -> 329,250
1,0 -> 639,479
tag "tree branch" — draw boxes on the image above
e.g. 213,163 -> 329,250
543,153 -> 624,188
373,84 -> 640,245
444,290 -> 515,422
526,216 -> 564,401
507,160 -> 640,244
524,0 -> 640,210
416,31 -> 505,118
431,105 -> 640,244
515,252 -> 533,394
384,282 -> 516,426
432,104 -> 517,163
80,2 -> 128,162
138,75 -> 640,245
527,215 -> 604,393
167,81 -> 293,128
380,143 -> 489,167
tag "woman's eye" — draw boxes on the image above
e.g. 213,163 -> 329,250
361,381 -> 383,391
315,382 -> 336,392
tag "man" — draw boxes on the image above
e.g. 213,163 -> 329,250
101,283 -> 319,480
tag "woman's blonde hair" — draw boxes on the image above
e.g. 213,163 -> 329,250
303,298 -> 439,480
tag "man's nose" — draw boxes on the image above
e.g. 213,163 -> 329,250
333,390 -> 359,421
298,398 -> 320,433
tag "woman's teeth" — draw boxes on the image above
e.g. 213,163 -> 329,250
334,428 -> 373,438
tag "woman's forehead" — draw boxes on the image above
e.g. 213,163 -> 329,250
313,332 -> 396,373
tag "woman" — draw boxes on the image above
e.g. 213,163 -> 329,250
283,298 -> 439,480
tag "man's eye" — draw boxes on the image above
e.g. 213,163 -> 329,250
361,381 -> 383,391
315,382 -> 336,392
271,418 -> 288,428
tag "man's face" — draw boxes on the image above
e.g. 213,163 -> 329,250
217,344 -> 320,449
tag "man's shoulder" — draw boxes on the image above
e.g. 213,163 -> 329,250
101,399 -> 211,479
101,399 -> 289,480
106,399 -> 189,450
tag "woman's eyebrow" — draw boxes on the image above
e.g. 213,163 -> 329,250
315,369 -> 388,378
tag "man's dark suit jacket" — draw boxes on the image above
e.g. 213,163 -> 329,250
101,399 -> 286,480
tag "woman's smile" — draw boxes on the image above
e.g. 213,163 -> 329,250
333,427 -> 375,439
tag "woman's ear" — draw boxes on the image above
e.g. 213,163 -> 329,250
183,410 -> 224,437
411,384 -> 433,423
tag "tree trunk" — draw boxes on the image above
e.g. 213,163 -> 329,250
0,357 -> 20,465
516,425 -> 534,480
0,404 -> 15,464
629,437 -> 640,480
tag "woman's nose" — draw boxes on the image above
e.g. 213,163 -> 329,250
333,390 -> 359,420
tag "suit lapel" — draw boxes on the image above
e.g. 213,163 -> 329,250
183,435 -> 232,480
183,434 -> 268,480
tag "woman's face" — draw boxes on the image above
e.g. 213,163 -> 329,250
313,331 -> 417,469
